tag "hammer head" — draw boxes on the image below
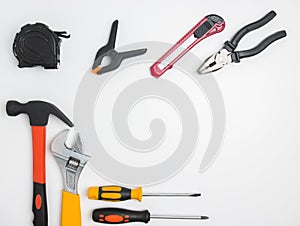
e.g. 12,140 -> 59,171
6,100 -> 74,127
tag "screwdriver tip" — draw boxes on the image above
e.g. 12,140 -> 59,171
201,216 -> 209,220
190,193 -> 201,197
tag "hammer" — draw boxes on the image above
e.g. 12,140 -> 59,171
6,100 -> 74,226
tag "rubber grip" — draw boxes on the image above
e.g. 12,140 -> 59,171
235,30 -> 287,61
230,11 -> 277,49
89,186 -> 143,202
92,208 -> 151,224
33,182 -> 48,226
61,190 -> 81,226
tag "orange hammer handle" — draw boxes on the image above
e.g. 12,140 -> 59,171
31,126 -> 48,226
32,126 -> 46,184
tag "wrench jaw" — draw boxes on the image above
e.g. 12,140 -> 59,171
51,130 -> 90,194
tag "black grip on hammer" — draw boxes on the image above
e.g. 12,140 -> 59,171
32,182 -> 48,226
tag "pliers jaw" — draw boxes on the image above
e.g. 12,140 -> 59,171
198,48 -> 232,74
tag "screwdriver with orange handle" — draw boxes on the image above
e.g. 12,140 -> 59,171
92,207 -> 209,224
88,186 -> 201,202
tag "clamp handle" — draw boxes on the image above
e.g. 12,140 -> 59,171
93,20 -> 118,69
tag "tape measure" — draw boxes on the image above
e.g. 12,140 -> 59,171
13,23 -> 70,69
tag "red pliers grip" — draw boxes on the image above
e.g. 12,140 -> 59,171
150,14 -> 225,78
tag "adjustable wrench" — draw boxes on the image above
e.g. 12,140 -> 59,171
51,130 -> 90,226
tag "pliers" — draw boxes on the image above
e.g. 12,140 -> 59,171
198,11 -> 287,74
92,20 -> 147,75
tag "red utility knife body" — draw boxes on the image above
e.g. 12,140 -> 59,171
150,14 -> 225,78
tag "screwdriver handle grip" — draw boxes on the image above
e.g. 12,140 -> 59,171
92,208 -> 150,224
88,186 -> 143,202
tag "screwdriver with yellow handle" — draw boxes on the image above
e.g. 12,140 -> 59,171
92,207 -> 208,224
88,186 -> 201,202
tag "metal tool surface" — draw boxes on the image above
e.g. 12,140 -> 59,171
198,11 -> 287,74
88,186 -> 200,202
51,129 -> 90,226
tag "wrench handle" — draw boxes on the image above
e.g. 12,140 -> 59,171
32,126 -> 48,226
61,190 -> 82,226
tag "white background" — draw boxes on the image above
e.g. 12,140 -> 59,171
0,0 -> 299,226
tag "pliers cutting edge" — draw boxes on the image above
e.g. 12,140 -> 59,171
92,20 -> 147,75
198,11 -> 287,74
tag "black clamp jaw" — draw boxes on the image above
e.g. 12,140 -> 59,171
92,20 -> 147,75
13,23 -> 70,69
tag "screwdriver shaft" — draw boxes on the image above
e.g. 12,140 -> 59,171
151,215 -> 209,220
92,207 -> 209,224
143,193 -> 201,197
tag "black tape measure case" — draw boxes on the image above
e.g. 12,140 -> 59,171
13,23 -> 70,69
